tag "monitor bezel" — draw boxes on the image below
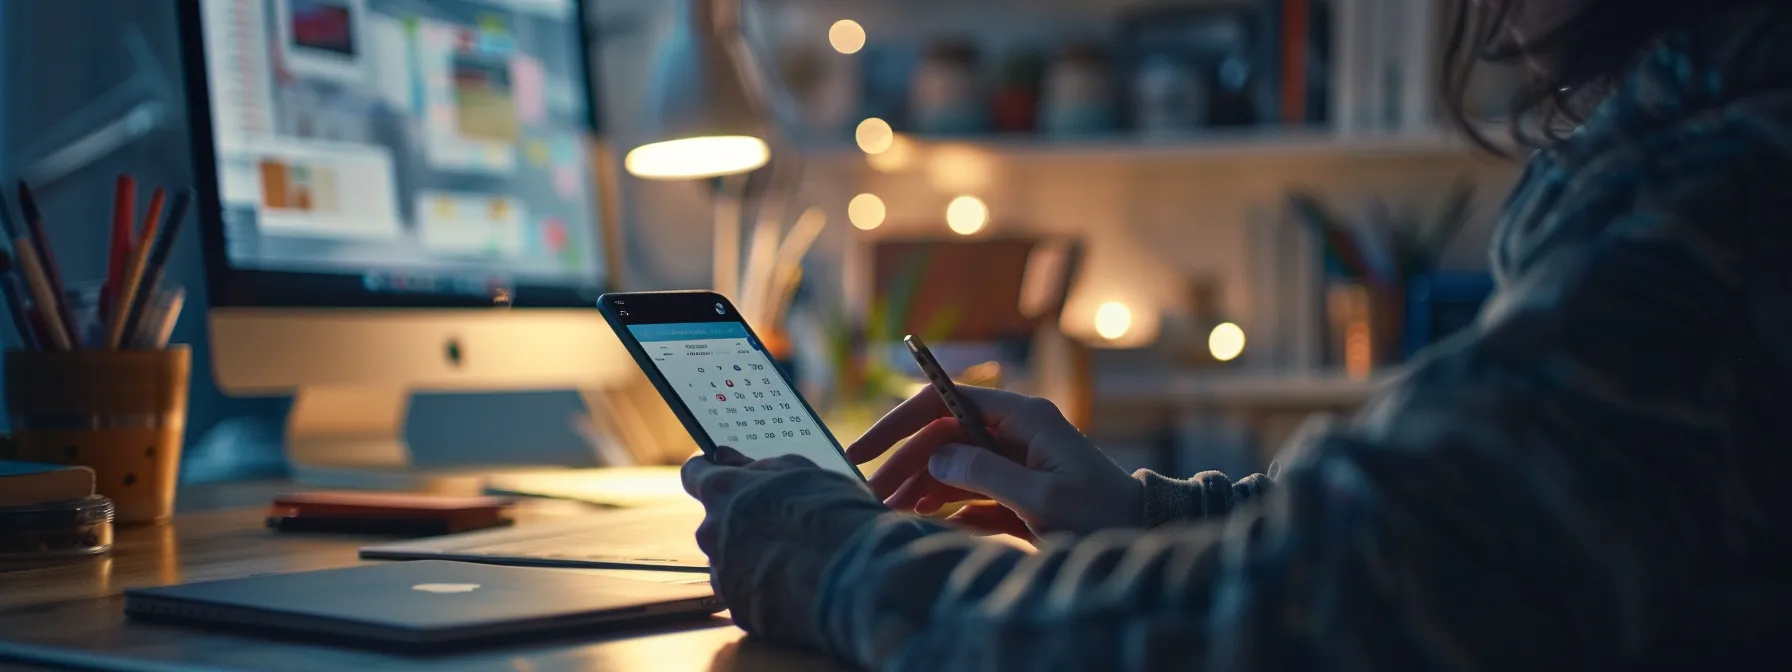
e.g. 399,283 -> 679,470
176,0 -> 614,309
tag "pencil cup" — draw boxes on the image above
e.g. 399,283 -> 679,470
3,346 -> 190,525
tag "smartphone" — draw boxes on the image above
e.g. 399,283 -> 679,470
903,335 -> 1001,452
597,291 -> 864,480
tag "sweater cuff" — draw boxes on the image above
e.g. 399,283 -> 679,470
1133,469 -> 1275,528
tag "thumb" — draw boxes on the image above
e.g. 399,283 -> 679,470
929,443 -> 1046,517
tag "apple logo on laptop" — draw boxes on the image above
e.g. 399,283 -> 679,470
412,583 -> 481,594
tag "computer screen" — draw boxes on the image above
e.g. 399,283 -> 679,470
193,0 -> 604,304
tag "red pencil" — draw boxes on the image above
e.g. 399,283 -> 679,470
103,175 -> 136,320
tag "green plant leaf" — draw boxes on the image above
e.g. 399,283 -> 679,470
919,301 -> 962,344
864,294 -> 890,348
879,251 -> 933,341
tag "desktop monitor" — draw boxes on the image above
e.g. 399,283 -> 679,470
177,0 -> 634,483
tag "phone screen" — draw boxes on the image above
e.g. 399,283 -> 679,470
626,320 -> 860,479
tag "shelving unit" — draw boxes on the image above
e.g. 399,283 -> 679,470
800,125 -> 1502,166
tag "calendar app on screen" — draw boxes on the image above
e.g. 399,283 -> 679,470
627,322 -> 858,478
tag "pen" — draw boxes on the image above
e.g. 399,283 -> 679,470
117,189 -> 192,349
16,181 -> 81,348
0,247 -> 42,350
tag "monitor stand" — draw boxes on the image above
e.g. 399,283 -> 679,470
283,385 -> 692,494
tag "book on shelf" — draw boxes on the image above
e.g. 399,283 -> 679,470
1329,0 -> 1443,135
0,461 -> 97,508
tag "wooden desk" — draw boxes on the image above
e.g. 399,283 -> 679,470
0,483 -> 843,672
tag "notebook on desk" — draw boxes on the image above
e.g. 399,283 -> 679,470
361,501 -> 709,571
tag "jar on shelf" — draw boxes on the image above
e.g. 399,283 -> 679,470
910,39 -> 989,135
991,50 -> 1046,134
1133,52 -> 1207,135
1039,43 -> 1118,137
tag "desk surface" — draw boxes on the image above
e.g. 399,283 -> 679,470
0,483 -> 842,672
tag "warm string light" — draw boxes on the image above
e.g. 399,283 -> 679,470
848,193 -> 886,230
1208,322 -> 1246,362
829,19 -> 866,54
1094,302 -> 1133,340
856,118 -> 894,154
946,195 -> 988,235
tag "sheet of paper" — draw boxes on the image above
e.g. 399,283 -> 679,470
510,55 -> 547,124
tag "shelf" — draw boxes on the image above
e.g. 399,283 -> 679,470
798,127 -> 1498,166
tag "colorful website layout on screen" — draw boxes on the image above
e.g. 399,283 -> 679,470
628,322 -> 859,479
198,0 -> 603,293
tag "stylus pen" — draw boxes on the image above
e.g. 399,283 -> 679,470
117,189 -> 191,349
0,248 -> 42,350
15,182 -> 81,349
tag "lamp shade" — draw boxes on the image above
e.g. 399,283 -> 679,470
625,0 -> 772,180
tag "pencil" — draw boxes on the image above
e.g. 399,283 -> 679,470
107,188 -> 166,349
9,237 -> 72,351
117,189 -> 192,349
0,248 -> 42,350
103,175 -> 137,323
16,181 -> 81,348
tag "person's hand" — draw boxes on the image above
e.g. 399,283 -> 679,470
680,446 -> 885,649
847,387 -> 1142,537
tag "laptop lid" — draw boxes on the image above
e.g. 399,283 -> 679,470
125,560 -> 720,648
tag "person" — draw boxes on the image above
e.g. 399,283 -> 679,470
680,0 -> 1792,668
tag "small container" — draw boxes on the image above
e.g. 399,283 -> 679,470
1040,44 -> 1118,137
1133,53 -> 1207,134
911,39 -> 989,135
991,50 -> 1046,133
0,495 -> 115,561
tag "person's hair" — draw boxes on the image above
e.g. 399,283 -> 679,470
1442,0 -> 1771,154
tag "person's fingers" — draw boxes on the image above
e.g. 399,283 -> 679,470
956,387 -> 1075,452
866,417 -> 966,498
846,389 -> 947,464
682,454 -> 750,507
847,386 -> 1047,464
681,452 -> 718,499
695,515 -> 720,557
742,453 -> 817,471
913,486 -> 982,515
882,470 -> 951,513
945,501 -> 1034,539
712,445 -> 753,467
929,442 -> 1050,516
884,467 -> 982,514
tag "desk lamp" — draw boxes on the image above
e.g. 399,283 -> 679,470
624,0 -> 782,305
624,0 -> 771,180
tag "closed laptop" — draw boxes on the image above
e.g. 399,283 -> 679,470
125,560 -> 722,650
